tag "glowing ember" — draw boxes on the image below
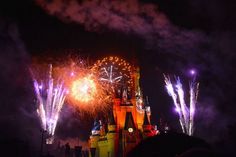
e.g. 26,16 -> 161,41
71,76 -> 97,103
190,69 -> 196,75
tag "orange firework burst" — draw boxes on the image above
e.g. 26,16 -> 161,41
71,75 -> 97,103
68,73 -> 111,114
54,59 -> 112,115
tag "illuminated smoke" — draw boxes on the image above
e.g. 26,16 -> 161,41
35,0 -> 207,60
164,75 -> 199,136
36,0 -> 169,35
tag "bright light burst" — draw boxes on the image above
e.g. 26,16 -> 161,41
71,76 -> 97,103
164,74 -> 199,136
33,64 -> 67,144
56,60 -> 111,115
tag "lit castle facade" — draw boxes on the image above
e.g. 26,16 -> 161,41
89,57 -> 158,157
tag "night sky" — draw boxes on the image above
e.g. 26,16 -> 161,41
0,0 -> 236,155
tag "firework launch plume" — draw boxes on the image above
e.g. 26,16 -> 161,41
33,64 -> 67,144
164,74 -> 199,136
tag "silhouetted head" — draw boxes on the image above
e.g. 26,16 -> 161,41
179,148 -> 219,157
127,131 -> 212,157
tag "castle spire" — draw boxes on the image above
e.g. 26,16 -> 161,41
91,119 -> 101,136
122,88 -> 128,103
124,112 -> 136,131
143,111 -> 150,125
108,111 -> 116,125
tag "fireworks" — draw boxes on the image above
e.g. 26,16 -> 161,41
164,74 -> 199,136
100,65 -> 123,83
92,56 -> 133,88
55,60 -> 111,115
71,75 -> 97,103
33,64 -> 67,144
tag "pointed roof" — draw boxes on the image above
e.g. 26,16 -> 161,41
108,111 -> 116,125
91,120 -> 101,136
143,111 -> 150,125
120,87 -> 133,106
145,96 -> 149,106
124,112 -> 136,130
92,119 -> 100,131
122,88 -> 128,101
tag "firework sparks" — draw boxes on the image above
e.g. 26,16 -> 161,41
71,75 -> 97,103
33,64 -> 67,144
100,65 -> 123,83
55,60 -> 111,115
164,74 -> 199,136
92,56 -> 133,88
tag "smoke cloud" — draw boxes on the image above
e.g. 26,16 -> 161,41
0,18 -> 41,154
36,0 -> 207,53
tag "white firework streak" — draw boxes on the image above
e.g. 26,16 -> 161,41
175,77 -> 189,133
164,75 -> 186,133
189,81 -> 199,136
164,75 -> 199,136
100,65 -> 122,83
33,65 -> 66,139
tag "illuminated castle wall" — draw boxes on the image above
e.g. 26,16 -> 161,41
89,62 -> 158,157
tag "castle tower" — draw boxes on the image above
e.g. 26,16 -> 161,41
122,112 -> 140,156
142,111 -> 153,138
107,112 -> 117,157
89,57 -> 159,157
89,120 -> 101,157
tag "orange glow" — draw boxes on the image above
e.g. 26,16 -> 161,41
71,76 -> 97,103
52,59 -> 112,115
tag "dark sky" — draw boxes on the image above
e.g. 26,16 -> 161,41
0,0 -> 236,155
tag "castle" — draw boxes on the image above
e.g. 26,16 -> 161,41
89,61 -> 158,157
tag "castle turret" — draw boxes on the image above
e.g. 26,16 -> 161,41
97,126 -> 108,157
108,111 -> 116,132
89,120 -> 101,157
122,88 -> 128,104
107,112 -> 117,157
124,112 -> 136,132
145,97 -> 151,124
89,57 -> 159,157
122,112 -> 139,156
142,111 -> 153,138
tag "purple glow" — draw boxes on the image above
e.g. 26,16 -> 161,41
174,107 -> 181,113
189,69 -> 197,76
190,108 -> 195,114
38,85 -> 43,90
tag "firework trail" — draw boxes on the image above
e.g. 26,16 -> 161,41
33,64 -> 67,144
164,75 -> 199,136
